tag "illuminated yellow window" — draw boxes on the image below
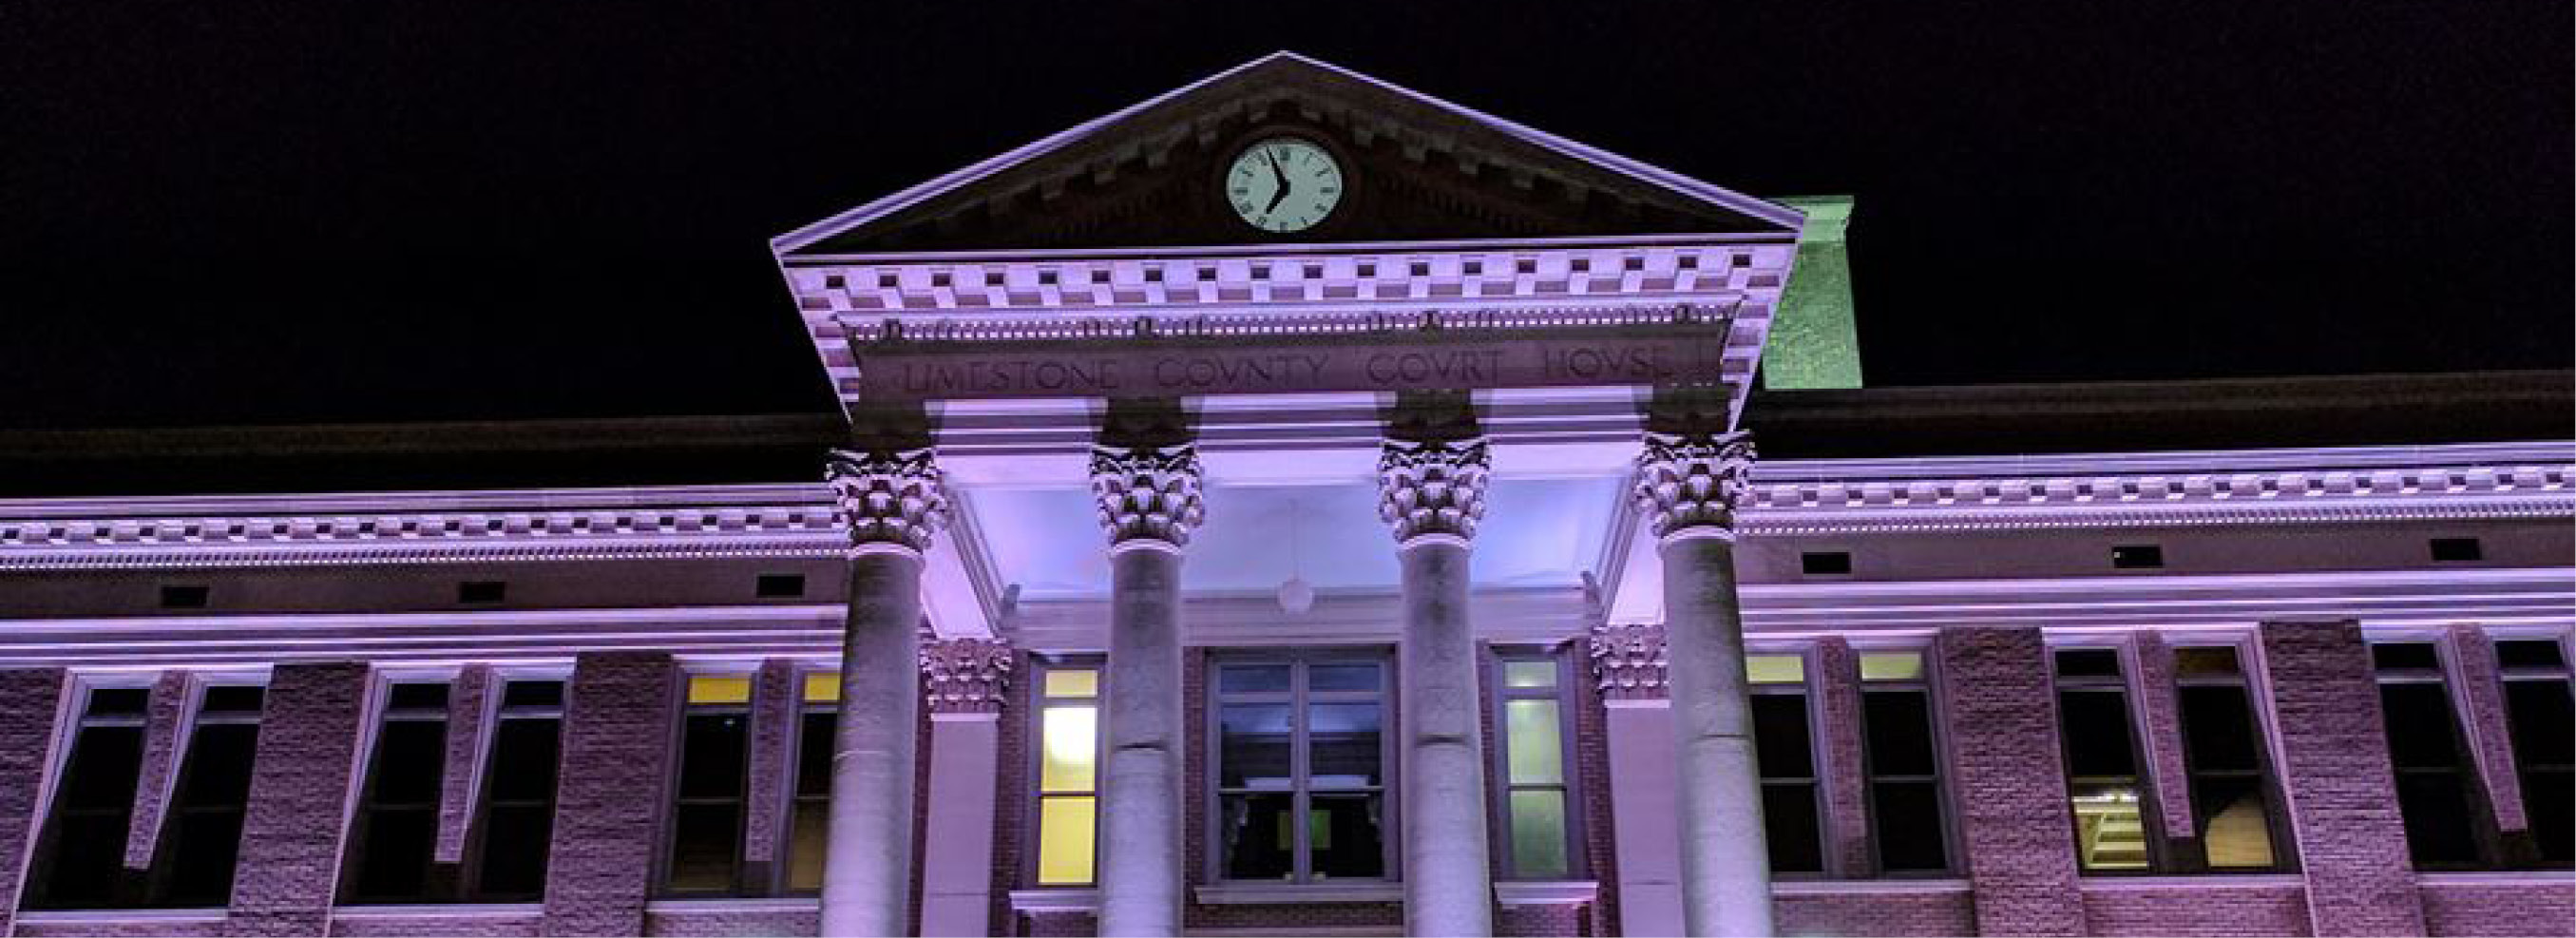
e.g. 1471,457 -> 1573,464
802,671 -> 839,703
1860,651 -> 1925,681
1497,654 -> 1572,878
1501,660 -> 1557,689
1034,666 -> 1100,886
1746,654 -> 1805,684
687,675 -> 751,705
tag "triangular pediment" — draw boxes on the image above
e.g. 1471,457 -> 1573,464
776,52 -> 1799,257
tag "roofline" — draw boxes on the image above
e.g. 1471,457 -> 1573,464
769,50 -> 1803,255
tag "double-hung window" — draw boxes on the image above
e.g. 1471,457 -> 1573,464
29,680 -> 265,909
2169,645 -> 2287,871
471,679 -> 564,899
787,670 -> 841,893
2373,641 -> 2490,868
2054,647 -> 2154,872
157,684 -> 264,906
1212,653 -> 1390,882
665,674 -> 754,893
29,685 -> 151,908
1747,652 -> 1822,875
1490,649 -> 1577,879
346,682 -> 453,903
2495,638 -> 2573,866
1030,661 -> 1102,887
1856,649 -> 1951,873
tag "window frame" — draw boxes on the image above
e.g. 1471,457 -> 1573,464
2372,638 -> 2501,870
1021,655 -> 1107,889
658,669 -> 759,896
2491,631 -> 2575,869
2052,643 -> 2167,875
463,671 -> 568,901
1854,644 -> 1958,876
1745,644 -> 1826,878
2167,641 -> 2296,873
341,675 -> 458,904
1203,647 -> 1399,885
26,676 -> 159,909
1483,644 -> 1587,881
148,677 -> 267,908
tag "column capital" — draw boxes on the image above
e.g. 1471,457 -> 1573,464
1090,443 -> 1205,549
1587,621 -> 1670,703
920,637 -> 1016,716
826,447 -> 950,556
1378,437 -> 1492,546
1633,430 -> 1756,542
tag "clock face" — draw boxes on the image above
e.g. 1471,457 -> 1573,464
1226,139 -> 1344,233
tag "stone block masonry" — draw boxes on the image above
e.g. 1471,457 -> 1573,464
540,652 -> 681,937
1936,626 -> 2088,937
223,662 -> 369,938
0,668 -> 67,937
2260,620 -> 2426,937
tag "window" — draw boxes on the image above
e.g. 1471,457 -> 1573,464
471,680 -> 563,899
156,684 -> 264,906
2055,647 -> 2153,872
2429,537 -> 2484,563
1748,652 -> 1822,874
665,675 -> 753,893
1212,653 -> 1390,882
457,581 -> 506,604
789,670 -> 840,892
1030,662 -> 1101,887
29,685 -> 150,908
2170,645 -> 2288,871
2374,641 -> 2489,868
2496,639 -> 2572,866
1800,551 -> 1853,576
345,682 -> 451,903
159,584 -> 209,608
2111,545 -> 2165,569
1857,649 -> 1950,873
1490,651 -> 1577,879
755,573 -> 807,599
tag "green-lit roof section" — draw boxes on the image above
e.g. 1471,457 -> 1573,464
1762,195 -> 1863,389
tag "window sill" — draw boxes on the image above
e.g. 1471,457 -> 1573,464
1193,882 -> 1404,905
2076,873 -> 2305,890
1769,878 -> 1973,896
1495,880 -> 1597,906
12,909 -> 226,925
1008,889 -> 1098,913
643,896 -> 821,912
2416,870 -> 2576,886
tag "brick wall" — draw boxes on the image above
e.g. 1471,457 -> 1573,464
2259,620 -> 2425,937
642,902 -> 818,936
987,649 -> 1031,936
1571,644 -> 1619,937
0,667 -> 67,936
540,651 -> 680,937
1496,900 -> 1589,937
2080,880 -> 2315,936
1772,887 -> 1975,937
2416,876 -> 2576,937
739,660 -> 797,893
1935,626 -> 2088,937
328,908 -> 545,936
224,661 -> 371,938
1812,638 -> 1873,876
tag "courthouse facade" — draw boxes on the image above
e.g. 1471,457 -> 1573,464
0,53 -> 2570,937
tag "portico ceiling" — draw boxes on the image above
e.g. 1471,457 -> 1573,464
966,474 -> 1623,602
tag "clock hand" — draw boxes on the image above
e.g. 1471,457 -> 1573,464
1266,150 -> 1291,214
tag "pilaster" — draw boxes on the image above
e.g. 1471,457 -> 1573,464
225,662 -> 371,938
1587,622 -> 1683,938
2259,620 -> 2425,936
920,638 -> 1014,937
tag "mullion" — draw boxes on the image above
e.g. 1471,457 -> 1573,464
1291,660 -> 1311,883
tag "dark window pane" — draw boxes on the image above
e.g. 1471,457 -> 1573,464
677,714 -> 748,798
371,720 -> 448,805
2374,642 -> 2442,672
1862,690 -> 1936,776
1871,780 -> 1949,871
1309,794 -> 1385,879
2110,545 -> 2164,569
2497,641 -> 2567,671
160,811 -> 243,906
1307,703 -> 1382,789
2395,772 -> 2481,865
2059,690 -> 2139,777
38,813 -> 128,905
476,803 -> 552,898
2429,537 -> 2484,562
2179,685 -> 2261,772
2504,680 -> 2573,767
180,723 -> 258,805
486,718 -> 561,802
2055,648 -> 2124,678
2526,770 -> 2573,864
1800,551 -> 1852,575
665,803 -> 740,891
1220,794 -> 1295,879
754,573 -> 806,599
501,680 -> 563,708
61,725 -> 145,809
386,683 -> 449,711
159,584 -> 210,608
2172,646 -> 2242,678
351,808 -> 436,900
1220,664 -> 1290,695
2380,683 -> 2464,769
796,712 -> 837,796
200,685 -> 265,714
457,580 -> 506,603
1307,663 -> 1380,694
1752,694 -> 1814,778
1219,704 -> 1292,790
86,687 -> 148,717
1763,783 -> 1823,873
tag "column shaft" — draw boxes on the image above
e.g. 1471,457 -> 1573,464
1661,533 -> 1774,938
1098,544 -> 1186,936
1399,539 -> 1495,936
823,548 -> 925,937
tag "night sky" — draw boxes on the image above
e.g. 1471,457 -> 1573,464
7,1 -> 2567,429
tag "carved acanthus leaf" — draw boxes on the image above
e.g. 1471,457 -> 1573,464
1089,444 -> 1205,547
1377,437 -> 1492,544
1633,430 -> 1756,540
826,448 -> 950,553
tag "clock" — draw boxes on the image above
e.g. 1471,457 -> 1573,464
1225,138 -> 1344,233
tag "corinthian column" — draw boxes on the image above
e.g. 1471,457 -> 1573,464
821,448 -> 948,938
1091,442 -> 1203,938
1633,430 -> 1772,937
1379,434 -> 1497,937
